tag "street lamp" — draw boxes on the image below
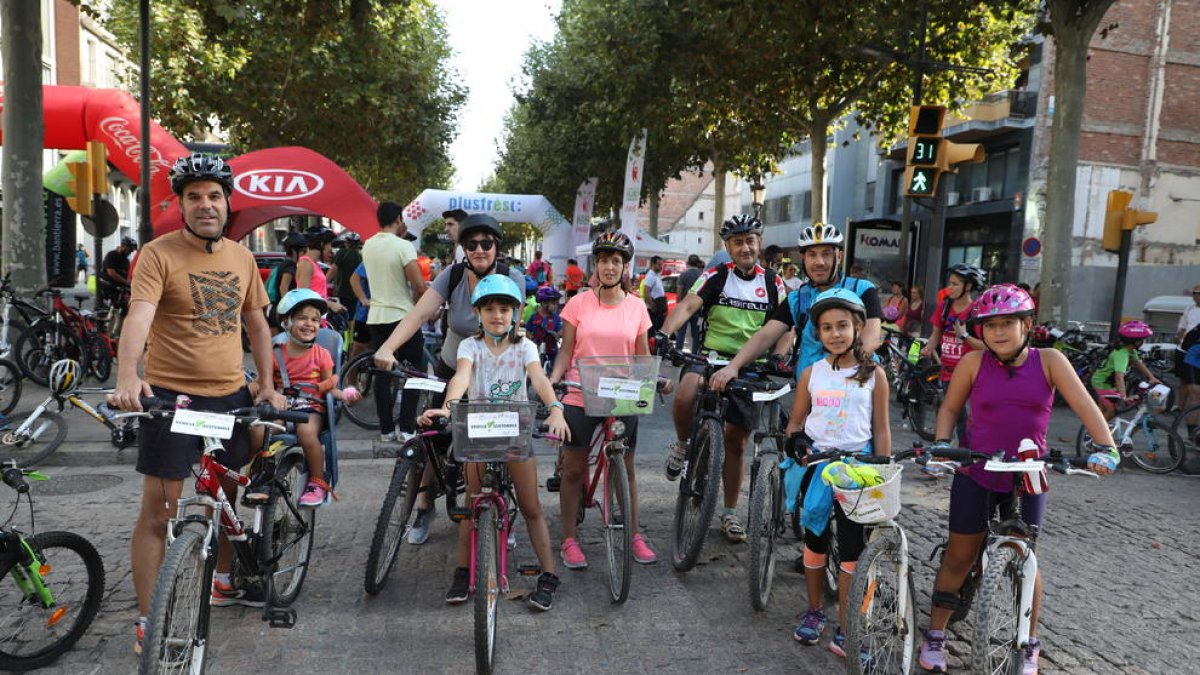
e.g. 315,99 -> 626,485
750,179 -> 766,219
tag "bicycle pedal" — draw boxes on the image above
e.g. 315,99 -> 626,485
263,607 -> 296,629
517,564 -> 541,577
242,492 -> 269,506
447,507 -> 472,522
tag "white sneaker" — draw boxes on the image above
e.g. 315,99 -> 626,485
380,431 -> 397,442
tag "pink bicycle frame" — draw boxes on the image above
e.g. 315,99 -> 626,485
467,489 -> 511,594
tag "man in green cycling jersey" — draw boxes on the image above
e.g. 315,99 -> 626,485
658,215 -> 789,542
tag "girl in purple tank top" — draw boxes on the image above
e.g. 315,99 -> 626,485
917,285 -> 1119,674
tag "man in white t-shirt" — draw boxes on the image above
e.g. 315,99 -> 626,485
364,201 -> 428,441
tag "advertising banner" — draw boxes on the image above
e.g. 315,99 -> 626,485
619,129 -> 647,241
572,177 -> 598,250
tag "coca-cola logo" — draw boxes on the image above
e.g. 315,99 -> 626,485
234,169 -> 325,201
98,116 -> 171,175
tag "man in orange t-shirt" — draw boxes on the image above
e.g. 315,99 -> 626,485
109,153 -> 285,647
564,258 -> 585,297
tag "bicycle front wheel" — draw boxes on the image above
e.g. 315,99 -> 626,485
14,323 -> 85,388
85,336 -> 112,383
140,527 -> 215,675
906,369 -> 942,442
364,456 -> 420,595
1127,416 -> 1184,473
474,508 -> 501,675
0,531 -> 105,672
746,452 -> 780,611
845,529 -> 916,675
603,452 -> 632,604
339,353 -> 383,430
0,410 -> 68,467
261,453 -> 315,606
0,358 -> 22,415
671,417 -> 724,572
970,545 -> 1023,675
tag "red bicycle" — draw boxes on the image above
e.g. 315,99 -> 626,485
14,289 -> 117,386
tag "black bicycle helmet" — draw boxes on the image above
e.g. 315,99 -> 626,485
169,153 -> 233,196
591,231 -> 634,261
120,236 -> 138,250
281,231 -> 308,253
947,263 -> 986,291
719,214 -> 764,241
458,213 -> 504,241
305,226 -> 336,249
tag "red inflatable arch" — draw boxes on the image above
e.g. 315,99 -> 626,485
0,85 -> 379,241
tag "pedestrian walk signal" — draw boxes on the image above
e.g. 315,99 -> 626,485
907,138 -> 940,167
905,166 -> 938,198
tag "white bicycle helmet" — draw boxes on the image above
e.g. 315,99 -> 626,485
797,222 -> 845,250
49,359 -> 82,397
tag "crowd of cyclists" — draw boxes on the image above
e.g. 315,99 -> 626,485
34,151 -> 1169,673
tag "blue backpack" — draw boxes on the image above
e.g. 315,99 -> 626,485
789,276 -> 875,378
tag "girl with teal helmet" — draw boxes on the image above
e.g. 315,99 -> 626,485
277,288 -> 328,347
418,274 -> 569,611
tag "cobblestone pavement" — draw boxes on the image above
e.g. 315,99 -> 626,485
8,378 -> 1200,674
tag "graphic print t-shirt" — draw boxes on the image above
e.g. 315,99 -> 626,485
132,230 -> 268,396
457,337 -> 539,402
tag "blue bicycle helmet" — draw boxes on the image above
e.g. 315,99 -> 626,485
472,274 -> 524,309
277,288 -> 328,318
809,287 -> 866,324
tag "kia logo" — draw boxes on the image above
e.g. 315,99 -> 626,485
235,169 -> 325,201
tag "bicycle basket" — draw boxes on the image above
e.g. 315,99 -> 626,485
449,400 -> 537,463
831,464 -> 903,525
1144,383 -> 1171,415
575,355 -> 661,417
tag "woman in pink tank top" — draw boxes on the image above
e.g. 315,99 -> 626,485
297,227 -> 345,313
916,284 -> 1119,674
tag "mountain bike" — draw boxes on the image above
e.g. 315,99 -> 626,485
129,398 -> 313,675
1074,383 -> 1182,473
0,460 -> 105,672
446,400 -> 540,675
743,372 -> 793,611
13,289 -> 94,387
661,345 -> 781,572
0,360 -> 138,467
915,445 -> 1100,674
337,353 -> 444,430
0,273 -> 52,362
363,415 -> 461,596
556,354 -> 662,604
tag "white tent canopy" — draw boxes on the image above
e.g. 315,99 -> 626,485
574,228 -> 688,271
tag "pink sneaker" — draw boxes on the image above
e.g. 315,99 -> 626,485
298,478 -> 332,507
560,537 -> 588,569
632,534 -> 657,564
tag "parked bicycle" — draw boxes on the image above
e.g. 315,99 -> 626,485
0,273 -> 51,362
14,288 -> 113,386
0,460 -> 105,672
131,397 -> 314,674
446,399 -> 541,675
552,354 -> 662,604
338,353 -> 443,431
742,371 -> 793,611
1074,382 -> 1182,473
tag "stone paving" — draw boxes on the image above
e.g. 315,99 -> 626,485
6,377 -> 1199,674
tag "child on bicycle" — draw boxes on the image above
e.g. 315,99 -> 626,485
919,284 -> 1119,674
259,289 -> 362,507
548,231 -> 668,568
419,274 -> 570,611
783,288 -> 891,657
1090,320 -> 1161,421
526,285 -> 563,365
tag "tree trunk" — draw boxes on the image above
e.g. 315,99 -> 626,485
712,159 -> 725,255
1,1 -> 46,294
808,122 -> 830,223
648,189 -> 660,238
1039,0 -> 1117,325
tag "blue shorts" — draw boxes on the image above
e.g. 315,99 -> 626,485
947,472 -> 1047,536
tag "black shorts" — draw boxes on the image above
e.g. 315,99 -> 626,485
1176,351 -> 1199,386
947,472 -> 1047,535
681,363 -> 762,432
561,404 -> 639,453
135,385 -> 254,480
798,464 -> 868,562
352,319 -> 371,345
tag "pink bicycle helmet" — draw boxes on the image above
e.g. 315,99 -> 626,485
968,284 -> 1036,339
1118,320 -> 1153,341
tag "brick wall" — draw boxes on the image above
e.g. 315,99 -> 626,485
54,0 -> 80,86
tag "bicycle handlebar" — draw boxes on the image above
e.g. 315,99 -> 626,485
1,463 -> 29,494
135,397 -> 310,425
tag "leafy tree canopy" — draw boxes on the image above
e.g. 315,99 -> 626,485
105,0 -> 465,202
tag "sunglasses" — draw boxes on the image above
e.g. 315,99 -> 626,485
464,238 -> 496,252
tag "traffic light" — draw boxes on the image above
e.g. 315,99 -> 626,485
904,104 -> 985,198
86,141 -> 108,196
64,162 -> 93,216
1102,189 -> 1157,253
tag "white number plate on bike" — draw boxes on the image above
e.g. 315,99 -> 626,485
404,377 -> 446,393
752,385 -> 792,402
983,459 -> 1044,473
466,412 -> 520,438
596,377 -> 643,401
170,410 -> 236,440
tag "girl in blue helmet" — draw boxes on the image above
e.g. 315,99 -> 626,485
268,289 -> 363,507
419,274 -> 570,611
784,287 -> 891,657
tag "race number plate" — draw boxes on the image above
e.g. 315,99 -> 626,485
752,384 -> 792,402
597,377 -> 643,401
170,410 -> 236,440
466,412 -> 520,439
404,377 -> 447,393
